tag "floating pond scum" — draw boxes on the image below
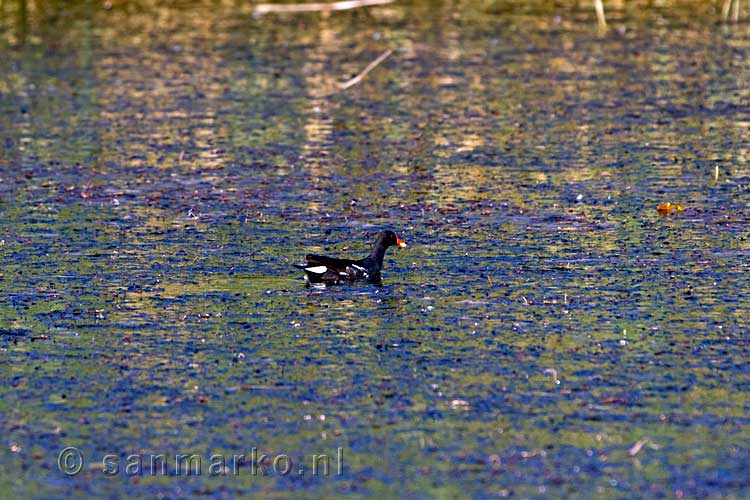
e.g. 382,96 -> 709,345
1,0 -> 749,497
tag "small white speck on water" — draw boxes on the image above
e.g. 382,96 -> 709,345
543,368 -> 560,385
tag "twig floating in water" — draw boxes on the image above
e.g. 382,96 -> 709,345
340,49 -> 393,90
255,0 -> 393,15
628,437 -> 650,457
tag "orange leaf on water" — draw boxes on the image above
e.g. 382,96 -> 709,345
656,202 -> 684,215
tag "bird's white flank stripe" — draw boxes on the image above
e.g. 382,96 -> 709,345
351,264 -> 366,272
305,266 -> 328,274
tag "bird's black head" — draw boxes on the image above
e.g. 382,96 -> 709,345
379,230 -> 407,248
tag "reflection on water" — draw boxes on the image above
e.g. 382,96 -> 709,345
2,0 -> 750,497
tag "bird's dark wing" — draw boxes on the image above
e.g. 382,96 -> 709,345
293,255 -> 371,283
303,254 -> 356,270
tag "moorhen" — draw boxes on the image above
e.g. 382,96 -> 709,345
294,230 -> 407,285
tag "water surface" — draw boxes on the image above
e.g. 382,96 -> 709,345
1,0 -> 750,497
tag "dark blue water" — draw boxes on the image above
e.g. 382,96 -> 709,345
1,0 -> 750,497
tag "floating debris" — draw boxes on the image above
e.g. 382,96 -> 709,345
657,202 -> 684,216
629,438 -> 649,457
450,399 -> 471,410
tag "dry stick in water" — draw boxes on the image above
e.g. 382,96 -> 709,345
628,437 -> 651,457
722,0 -> 732,21
340,49 -> 393,90
594,0 -> 607,30
255,0 -> 393,15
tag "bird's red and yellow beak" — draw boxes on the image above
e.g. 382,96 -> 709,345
396,236 -> 407,248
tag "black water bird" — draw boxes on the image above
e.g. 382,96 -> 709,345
294,230 -> 407,285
